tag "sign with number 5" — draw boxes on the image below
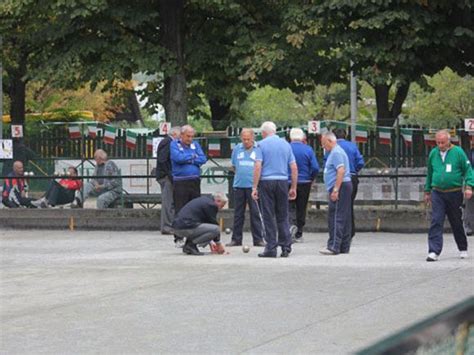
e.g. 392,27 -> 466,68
465,118 -> 474,132
307,121 -> 320,134
11,125 -> 24,138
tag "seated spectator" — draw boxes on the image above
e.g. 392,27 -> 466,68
172,192 -> 227,255
72,149 -> 121,208
2,160 -> 36,208
32,167 -> 82,208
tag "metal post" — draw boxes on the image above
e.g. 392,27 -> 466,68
350,61 -> 357,143
395,116 -> 400,210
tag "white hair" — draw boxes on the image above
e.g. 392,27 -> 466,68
323,132 -> 337,142
181,125 -> 195,134
436,129 -> 450,138
213,191 -> 228,203
260,121 -> 277,135
94,149 -> 108,160
290,128 -> 305,141
170,126 -> 181,137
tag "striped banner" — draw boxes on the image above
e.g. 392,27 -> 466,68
355,125 -> 368,143
126,130 -> 138,150
146,135 -> 153,152
87,123 -> 98,138
401,128 -> 413,146
68,124 -> 81,139
208,138 -> 221,157
378,127 -> 392,145
423,130 -> 436,146
103,125 -> 116,145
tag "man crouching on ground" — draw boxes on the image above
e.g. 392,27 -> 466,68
172,192 -> 228,255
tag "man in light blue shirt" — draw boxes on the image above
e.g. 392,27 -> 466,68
226,128 -> 265,247
252,121 -> 298,258
320,132 -> 353,255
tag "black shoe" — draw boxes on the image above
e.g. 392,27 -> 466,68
183,242 -> 204,256
225,240 -> 242,247
258,251 -> 277,258
281,250 -> 290,258
253,241 -> 266,247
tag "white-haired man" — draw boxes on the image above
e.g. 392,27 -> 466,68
73,149 -> 121,208
156,126 -> 181,235
289,128 -> 320,243
320,132 -> 352,255
424,130 -> 473,262
170,125 -> 207,247
252,121 -> 298,258
172,192 -> 227,255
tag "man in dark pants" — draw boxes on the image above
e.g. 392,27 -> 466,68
288,128 -> 319,243
424,130 -> 473,262
320,132 -> 353,255
156,126 -> 181,236
2,160 -> 36,208
252,121 -> 298,258
172,193 -> 227,255
332,128 -> 364,239
170,125 -> 207,247
226,128 -> 265,247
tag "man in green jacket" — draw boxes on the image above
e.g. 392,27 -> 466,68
424,130 -> 473,262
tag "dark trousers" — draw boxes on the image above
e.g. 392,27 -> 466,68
231,188 -> 263,244
173,179 -> 201,242
260,180 -> 291,254
327,181 -> 352,254
428,190 -> 468,255
289,182 -> 312,238
2,196 -> 36,208
350,175 -> 359,238
45,181 -> 75,206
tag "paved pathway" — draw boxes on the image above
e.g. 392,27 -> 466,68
1,230 -> 472,354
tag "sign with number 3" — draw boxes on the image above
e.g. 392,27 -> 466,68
307,121 -> 320,134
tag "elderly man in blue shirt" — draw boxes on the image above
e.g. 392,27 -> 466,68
170,125 -> 207,247
320,132 -> 353,255
226,128 -> 265,247
252,121 -> 298,258
288,128 -> 319,243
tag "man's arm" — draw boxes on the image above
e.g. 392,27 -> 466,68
251,160 -> 262,200
460,150 -> 473,199
170,141 -> 194,164
330,166 -> 345,202
354,147 -> 365,172
103,161 -> 121,191
193,142 -> 208,166
289,162 -> 297,200
424,152 -> 433,204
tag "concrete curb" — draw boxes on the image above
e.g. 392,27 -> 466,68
0,208 -> 434,233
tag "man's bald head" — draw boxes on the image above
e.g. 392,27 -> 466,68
13,161 -> 24,176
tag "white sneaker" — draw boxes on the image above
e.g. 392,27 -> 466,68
175,239 -> 185,248
319,248 -> 336,255
426,252 -> 439,262
460,251 -> 468,259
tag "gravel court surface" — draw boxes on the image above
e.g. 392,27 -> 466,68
1,229 -> 473,354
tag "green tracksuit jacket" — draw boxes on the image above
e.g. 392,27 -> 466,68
425,145 -> 474,192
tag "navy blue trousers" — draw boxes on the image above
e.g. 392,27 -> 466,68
428,190 -> 468,255
327,182 -> 352,254
231,188 -> 263,244
259,180 -> 291,254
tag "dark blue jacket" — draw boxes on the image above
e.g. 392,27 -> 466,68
170,140 -> 207,181
290,142 -> 319,183
323,139 -> 364,175
172,196 -> 218,229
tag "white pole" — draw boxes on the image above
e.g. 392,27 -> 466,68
350,61 -> 357,143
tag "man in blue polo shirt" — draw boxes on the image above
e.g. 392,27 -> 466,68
320,132 -> 353,255
289,128 -> 320,243
226,128 -> 265,247
252,121 -> 298,258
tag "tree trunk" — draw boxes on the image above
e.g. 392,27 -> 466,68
209,98 -> 231,131
374,83 -> 410,127
8,70 -> 27,126
159,0 -> 187,127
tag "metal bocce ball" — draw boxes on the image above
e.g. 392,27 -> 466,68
242,245 -> 250,253
225,228 -> 231,235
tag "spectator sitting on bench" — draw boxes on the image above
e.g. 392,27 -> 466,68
72,149 -> 121,208
2,160 -> 36,208
32,166 -> 82,208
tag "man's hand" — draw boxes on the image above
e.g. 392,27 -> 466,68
210,241 -> 225,254
465,188 -> 473,200
288,187 -> 297,200
330,190 -> 339,202
94,184 -> 103,192
251,188 -> 258,201
424,192 -> 432,205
